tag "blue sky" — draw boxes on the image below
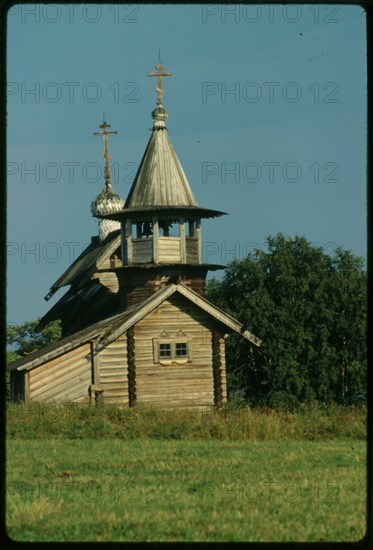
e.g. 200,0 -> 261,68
7,4 -> 367,324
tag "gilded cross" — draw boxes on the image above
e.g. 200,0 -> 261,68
148,58 -> 171,105
93,117 -> 118,188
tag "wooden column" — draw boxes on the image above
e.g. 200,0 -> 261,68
212,330 -> 224,408
125,219 -> 133,265
121,222 -> 127,264
152,217 -> 159,263
24,371 -> 30,404
196,219 -> 202,263
179,217 -> 186,263
89,340 -> 103,404
127,327 -> 137,407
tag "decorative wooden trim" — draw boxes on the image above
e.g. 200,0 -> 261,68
127,327 -> 137,407
212,330 -> 223,408
152,332 -> 191,365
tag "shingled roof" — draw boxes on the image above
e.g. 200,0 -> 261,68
44,231 -> 121,300
125,120 -> 198,208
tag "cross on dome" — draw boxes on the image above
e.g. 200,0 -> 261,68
148,54 -> 172,106
93,116 -> 118,189
91,116 -> 124,241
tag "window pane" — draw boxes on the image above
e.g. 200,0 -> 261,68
175,342 -> 188,357
159,343 -> 172,357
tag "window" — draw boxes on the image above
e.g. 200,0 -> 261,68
175,342 -> 188,357
153,331 -> 192,364
159,343 -> 172,358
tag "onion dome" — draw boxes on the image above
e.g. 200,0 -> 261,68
151,105 -> 168,129
91,183 -> 125,217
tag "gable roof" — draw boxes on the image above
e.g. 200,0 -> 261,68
41,282 -> 120,331
8,283 -> 261,373
44,231 -> 121,300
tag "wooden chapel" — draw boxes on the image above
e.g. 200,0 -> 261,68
9,61 -> 261,409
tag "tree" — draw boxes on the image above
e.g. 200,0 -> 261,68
6,319 -> 62,362
6,319 -> 62,400
206,233 -> 367,407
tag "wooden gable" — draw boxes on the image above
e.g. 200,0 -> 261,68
9,283 -> 259,408
132,293 -> 227,409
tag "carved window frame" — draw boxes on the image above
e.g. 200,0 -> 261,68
153,331 -> 192,365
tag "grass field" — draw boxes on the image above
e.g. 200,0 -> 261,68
6,403 -> 367,542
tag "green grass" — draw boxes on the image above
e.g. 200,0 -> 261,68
6,401 -> 367,440
7,438 -> 366,542
6,403 -> 367,542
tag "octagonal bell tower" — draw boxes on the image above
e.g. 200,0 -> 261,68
98,59 -> 226,308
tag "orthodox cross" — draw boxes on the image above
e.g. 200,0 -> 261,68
148,55 -> 171,106
93,116 -> 118,188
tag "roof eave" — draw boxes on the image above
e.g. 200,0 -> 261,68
98,206 -> 228,221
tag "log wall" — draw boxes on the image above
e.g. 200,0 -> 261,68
117,266 -> 208,308
97,334 -> 129,404
133,294 -> 221,408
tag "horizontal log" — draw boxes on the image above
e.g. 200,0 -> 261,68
136,376 -> 213,385
99,371 -> 128,380
136,387 -> 213,395
101,383 -> 129,391
99,358 -> 128,366
137,399 -> 215,407
102,391 -> 128,398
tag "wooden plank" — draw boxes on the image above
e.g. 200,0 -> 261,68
132,239 -> 153,263
24,372 -> 30,404
186,237 -> 199,263
136,384 -> 213,392
29,348 -> 91,387
32,367 -> 90,398
30,363 -> 91,399
136,370 -> 213,378
31,372 -> 90,402
29,353 -> 91,388
26,343 -> 90,377
29,360 -> 91,395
